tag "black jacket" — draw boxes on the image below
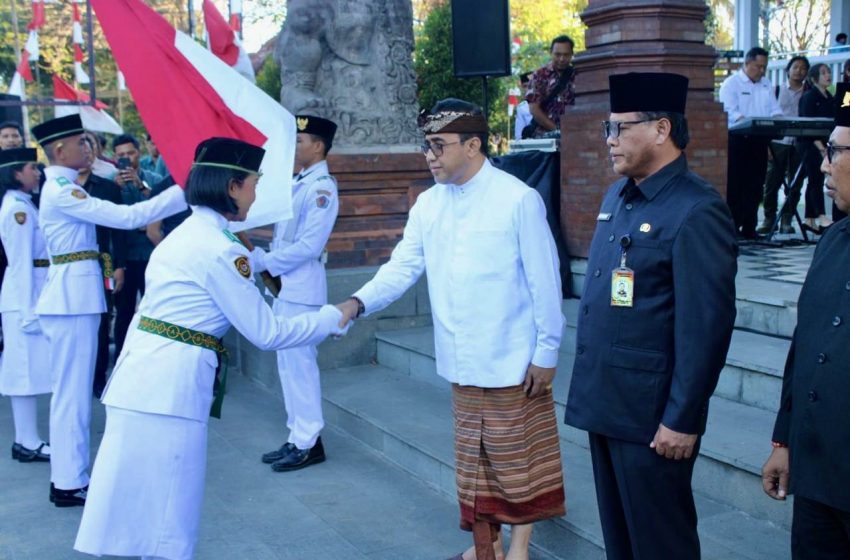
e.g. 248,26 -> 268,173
565,155 -> 738,443
81,173 -> 128,272
773,218 -> 850,511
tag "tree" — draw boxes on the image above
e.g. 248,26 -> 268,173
414,0 -> 588,135
705,0 -> 734,50
765,0 -> 830,53
255,55 -> 281,102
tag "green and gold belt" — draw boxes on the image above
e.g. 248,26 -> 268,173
33,259 -> 49,267
51,250 -> 99,265
137,315 -> 228,418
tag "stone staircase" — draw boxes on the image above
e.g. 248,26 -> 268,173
320,290 -> 798,559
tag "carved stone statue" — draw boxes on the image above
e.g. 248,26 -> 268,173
275,0 -> 421,149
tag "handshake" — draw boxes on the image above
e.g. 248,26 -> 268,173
320,297 -> 362,338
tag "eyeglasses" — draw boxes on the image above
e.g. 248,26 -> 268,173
420,140 -> 462,157
826,142 -> 850,164
601,119 -> 656,140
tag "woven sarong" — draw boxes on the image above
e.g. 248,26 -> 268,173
452,384 -> 566,530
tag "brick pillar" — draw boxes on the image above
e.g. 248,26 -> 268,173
561,0 -> 728,258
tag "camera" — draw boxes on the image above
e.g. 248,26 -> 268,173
116,157 -> 132,170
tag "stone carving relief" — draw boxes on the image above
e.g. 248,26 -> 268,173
276,0 -> 421,148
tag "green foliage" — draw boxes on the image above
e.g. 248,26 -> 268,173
414,0 -> 588,136
255,55 -> 281,102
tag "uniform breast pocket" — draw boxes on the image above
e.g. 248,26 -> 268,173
467,230 -> 516,281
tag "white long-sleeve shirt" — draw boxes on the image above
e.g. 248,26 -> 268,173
719,69 -> 783,126
354,160 -> 565,388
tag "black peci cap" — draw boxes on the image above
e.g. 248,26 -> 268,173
30,114 -> 85,147
0,147 -> 37,169
192,137 -> 265,174
295,115 -> 337,144
609,72 -> 689,114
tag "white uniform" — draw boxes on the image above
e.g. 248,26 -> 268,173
36,165 -> 188,491
75,206 -> 343,560
354,160 -> 565,387
0,189 -> 51,396
251,160 -> 339,449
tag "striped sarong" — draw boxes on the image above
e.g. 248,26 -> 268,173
452,384 -> 566,530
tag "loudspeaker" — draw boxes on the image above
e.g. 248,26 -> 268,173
0,94 -> 24,128
451,0 -> 511,78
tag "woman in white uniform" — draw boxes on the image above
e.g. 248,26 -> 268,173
0,148 -> 52,462
74,138 -> 346,560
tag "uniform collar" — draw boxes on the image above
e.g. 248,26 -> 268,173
447,158 -> 490,191
295,160 -> 328,182
44,165 -> 79,183
3,189 -> 31,201
190,204 -> 229,230
620,154 -> 687,202
736,69 -> 768,87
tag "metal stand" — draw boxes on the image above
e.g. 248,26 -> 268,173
761,142 -> 816,246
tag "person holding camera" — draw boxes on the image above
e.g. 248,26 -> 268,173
111,134 -> 163,360
524,35 -> 576,139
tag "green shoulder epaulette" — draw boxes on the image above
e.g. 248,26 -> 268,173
222,229 -> 245,246
56,176 -> 72,187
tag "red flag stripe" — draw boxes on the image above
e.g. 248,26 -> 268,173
27,1 -> 45,30
73,44 -> 84,62
52,74 -> 109,110
229,13 -> 241,32
203,0 -> 239,66
73,2 -> 80,22
17,50 -> 33,82
91,0 -> 266,187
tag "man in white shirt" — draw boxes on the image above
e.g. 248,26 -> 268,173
337,99 -> 566,560
514,72 -> 533,140
719,46 -> 783,238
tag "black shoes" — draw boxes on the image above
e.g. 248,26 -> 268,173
270,437 -> 325,472
49,483 -> 87,507
261,442 -> 297,464
11,442 -> 50,463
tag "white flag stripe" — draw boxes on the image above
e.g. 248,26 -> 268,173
24,31 -> 39,59
74,61 -> 90,84
174,30 -> 294,230
230,0 -> 242,14
117,70 -> 126,91
55,101 -> 123,134
7,72 -> 24,98
73,21 -> 84,44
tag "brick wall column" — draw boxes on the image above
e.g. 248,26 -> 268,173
561,0 -> 728,258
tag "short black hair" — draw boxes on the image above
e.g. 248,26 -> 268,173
550,35 -> 575,52
429,98 -> 488,156
308,133 -> 332,156
0,121 -> 23,135
0,162 -> 26,193
745,47 -> 769,62
185,164 -> 245,214
112,133 -> 139,150
639,111 -> 690,150
785,55 -> 810,75
838,33 -> 848,42
807,62 -> 830,86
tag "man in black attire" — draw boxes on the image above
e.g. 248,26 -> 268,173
763,82 -> 850,560
78,134 -> 128,397
565,73 -> 738,560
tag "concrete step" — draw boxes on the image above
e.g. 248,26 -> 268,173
374,324 -> 792,529
323,365 -> 792,560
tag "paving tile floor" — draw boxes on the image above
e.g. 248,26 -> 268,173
0,373 -> 553,560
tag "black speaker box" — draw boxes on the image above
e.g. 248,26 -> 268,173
451,0 -> 512,78
0,94 -> 24,128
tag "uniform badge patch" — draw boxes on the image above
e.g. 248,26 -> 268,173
14,212 -> 26,225
71,189 -> 87,199
639,223 -> 651,233
316,195 -> 330,209
234,256 -> 251,278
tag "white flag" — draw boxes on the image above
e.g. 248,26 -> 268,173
24,31 -> 40,59
74,61 -> 90,84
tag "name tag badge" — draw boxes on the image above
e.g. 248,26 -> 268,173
611,268 -> 634,307
597,212 -> 612,221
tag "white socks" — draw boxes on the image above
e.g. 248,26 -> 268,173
10,396 -> 47,452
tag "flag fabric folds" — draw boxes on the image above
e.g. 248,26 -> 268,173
202,0 -> 255,83
52,75 -> 123,135
91,0 -> 295,230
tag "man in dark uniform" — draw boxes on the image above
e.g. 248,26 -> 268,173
77,133 -> 128,398
762,82 -> 850,560
564,73 -> 738,559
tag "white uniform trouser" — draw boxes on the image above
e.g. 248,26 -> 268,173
41,313 -> 99,490
273,299 -> 323,450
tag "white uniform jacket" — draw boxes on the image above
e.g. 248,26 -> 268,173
253,160 -> 339,305
36,166 -> 188,316
0,190 -> 48,323
354,160 -> 565,388
718,69 -> 783,126
102,206 -> 343,422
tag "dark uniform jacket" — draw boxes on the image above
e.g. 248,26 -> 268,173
773,218 -> 850,512
81,174 -> 128,273
565,155 -> 738,443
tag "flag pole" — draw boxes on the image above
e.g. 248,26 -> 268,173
8,0 -> 31,143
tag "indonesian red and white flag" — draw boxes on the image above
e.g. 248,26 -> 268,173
229,0 -> 242,32
7,72 -> 25,98
52,75 -> 123,135
202,0 -> 255,83
27,1 -> 46,31
91,0 -> 295,230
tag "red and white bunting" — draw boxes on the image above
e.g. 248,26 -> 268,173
16,50 -> 34,82
229,0 -> 242,32
24,30 -> 40,59
71,1 -> 89,84
27,1 -> 46,30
